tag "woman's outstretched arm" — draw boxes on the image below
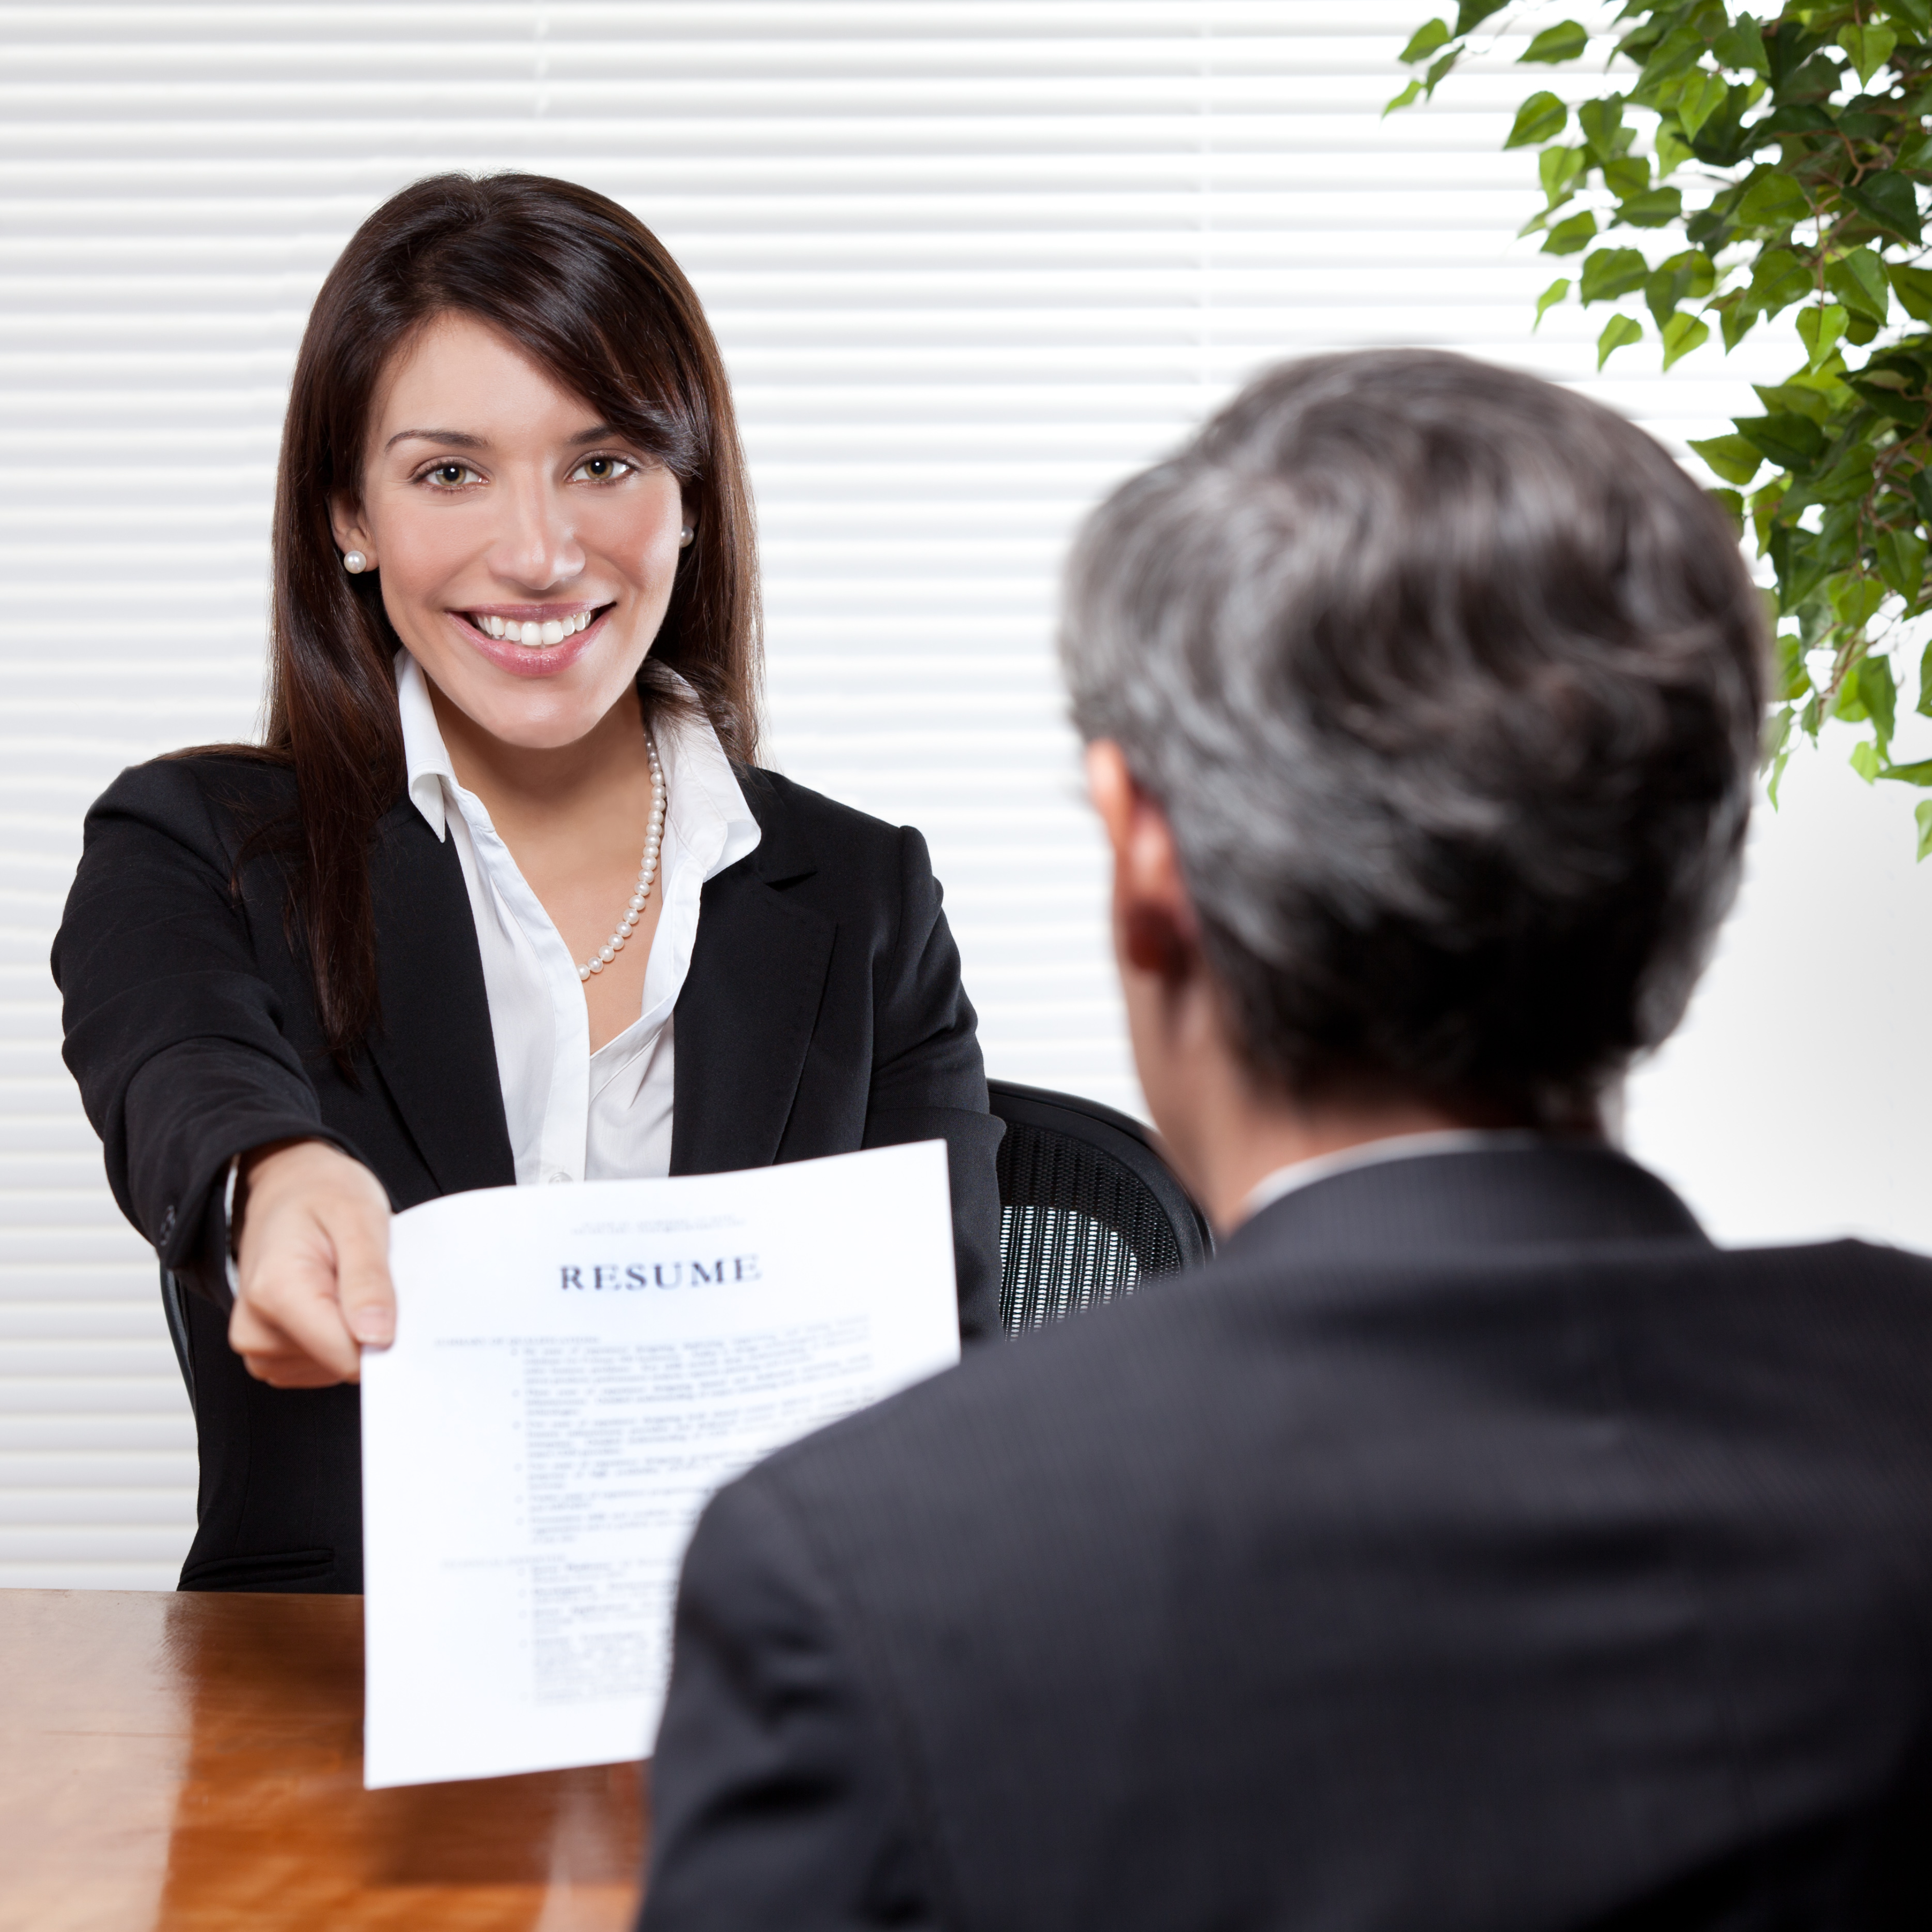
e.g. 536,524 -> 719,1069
54,758 -> 389,1383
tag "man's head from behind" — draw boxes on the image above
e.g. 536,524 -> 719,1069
1061,350 -> 1766,1218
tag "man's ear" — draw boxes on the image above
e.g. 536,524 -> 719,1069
1084,741 -> 1201,978
328,493 -> 374,567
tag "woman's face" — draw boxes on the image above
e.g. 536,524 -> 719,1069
331,311 -> 688,752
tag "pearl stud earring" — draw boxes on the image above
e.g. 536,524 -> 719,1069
678,527 -> 695,548
342,550 -> 368,574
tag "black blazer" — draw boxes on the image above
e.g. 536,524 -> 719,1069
642,1147 -> 1932,1931
53,754 -> 1003,1594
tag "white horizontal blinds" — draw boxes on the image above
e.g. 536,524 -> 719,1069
0,0 -> 1790,1586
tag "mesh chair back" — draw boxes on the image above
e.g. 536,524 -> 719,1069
989,1080 -> 1212,1336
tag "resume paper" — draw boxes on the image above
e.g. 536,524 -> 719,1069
360,1141 -> 960,1789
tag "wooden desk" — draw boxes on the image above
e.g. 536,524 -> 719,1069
0,1589 -> 646,1932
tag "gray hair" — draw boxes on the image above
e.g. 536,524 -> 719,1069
1059,349 -> 1766,1120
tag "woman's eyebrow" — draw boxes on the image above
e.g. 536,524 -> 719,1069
384,427 -> 486,452
381,426 -> 618,451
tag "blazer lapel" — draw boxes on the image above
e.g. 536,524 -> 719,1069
671,793 -> 835,1175
365,800 -> 517,1196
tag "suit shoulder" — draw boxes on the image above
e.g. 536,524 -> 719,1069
755,1282 -> 1214,1523
739,766 -> 923,867
748,1230 -> 1932,1537
89,750 -> 297,837
1712,1236 -> 1932,1292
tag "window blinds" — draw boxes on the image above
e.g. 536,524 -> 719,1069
0,0 -> 1822,1585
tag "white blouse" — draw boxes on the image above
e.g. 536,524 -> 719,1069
394,650 -> 761,1186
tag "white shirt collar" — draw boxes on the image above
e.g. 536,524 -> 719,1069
394,649 -> 759,883
1239,1129 -> 1548,1226
396,649 -> 456,842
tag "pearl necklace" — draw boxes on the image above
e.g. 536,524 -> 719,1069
577,731 -> 665,982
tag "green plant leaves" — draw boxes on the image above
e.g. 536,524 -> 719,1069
1764,707 -> 1796,801
1736,411 -> 1827,469
1747,249 -> 1813,322
1506,91 -> 1568,148
1520,20 -> 1589,63
1674,71 -> 1733,141
1400,18 -> 1453,63
1647,249 -> 1716,326
1597,313 -> 1644,367
1577,96 -> 1625,164
1838,23 -> 1899,85
1688,432 -> 1765,484
1617,186 -> 1685,227
1773,631 -> 1812,701
1712,16 -> 1770,73
1831,576 -> 1889,636
1603,155 -> 1649,199
1797,302 -> 1849,369
1753,377 -> 1838,427
1844,171 -> 1924,244
1580,246 -> 1650,304
1888,262 -> 1932,322
1771,526 -> 1831,612
1826,248 -> 1890,324
1655,127 -> 1696,177
1662,311 -> 1712,366
1388,15 -> 1469,109
1776,50 -> 1841,105
1539,145 -> 1585,205
1736,170 -> 1811,229
1400,0 -> 1932,857
1859,654 -> 1900,746
1542,211 -> 1598,254
1454,0 -> 1508,33
1875,526 -> 1928,601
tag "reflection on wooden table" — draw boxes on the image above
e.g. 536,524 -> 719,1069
0,1589 -> 646,1931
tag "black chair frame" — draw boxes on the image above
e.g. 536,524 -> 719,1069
988,1080 -> 1212,1336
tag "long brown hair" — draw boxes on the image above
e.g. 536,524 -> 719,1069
255,172 -> 760,1060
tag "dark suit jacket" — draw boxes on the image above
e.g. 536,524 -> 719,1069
52,754 -> 1002,1594
642,1146 -> 1932,1931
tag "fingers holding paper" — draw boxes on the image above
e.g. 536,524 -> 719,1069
229,1139 -> 396,1387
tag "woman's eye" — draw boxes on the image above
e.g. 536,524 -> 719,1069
573,455 -> 635,483
422,462 -> 482,489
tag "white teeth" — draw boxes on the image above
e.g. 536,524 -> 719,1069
474,611 -> 595,644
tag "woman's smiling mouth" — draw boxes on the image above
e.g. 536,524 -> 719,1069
461,605 -> 609,646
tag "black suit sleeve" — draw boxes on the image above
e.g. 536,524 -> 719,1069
861,826 -> 1006,1345
51,762 -> 363,1307
640,1468 -> 942,1932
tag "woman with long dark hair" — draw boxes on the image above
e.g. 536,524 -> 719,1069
53,174 -> 1002,1594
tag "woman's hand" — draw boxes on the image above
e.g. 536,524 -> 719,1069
228,1139 -> 395,1387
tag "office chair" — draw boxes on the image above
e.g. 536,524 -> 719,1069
988,1080 -> 1212,1336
